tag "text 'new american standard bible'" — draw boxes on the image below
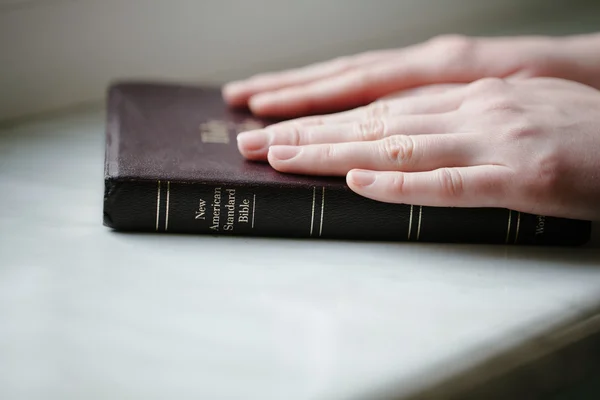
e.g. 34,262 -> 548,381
102,82 -> 591,246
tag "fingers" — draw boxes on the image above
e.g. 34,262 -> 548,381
266,133 -> 486,176
246,57 -> 435,117
267,87 -> 465,128
346,165 -> 512,208
225,35 -> 497,118
238,114 -> 456,160
237,88 -> 466,160
243,41 -> 476,117
222,49 -> 398,107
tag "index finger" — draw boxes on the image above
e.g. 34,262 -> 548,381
246,50 -> 470,118
222,50 -> 397,106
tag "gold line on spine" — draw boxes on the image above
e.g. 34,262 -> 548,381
252,194 -> 257,228
165,181 -> 171,231
155,180 -> 161,231
319,187 -> 325,237
310,187 -> 316,236
514,212 -> 521,244
408,205 -> 414,240
416,206 -> 423,241
505,210 -> 512,244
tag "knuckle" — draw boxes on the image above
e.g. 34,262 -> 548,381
381,135 -> 415,165
500,119 -> 538,142
284,122 -> 304,146
357,118 -> 387,141
428,34 -> 477,66
369,118 -> 387,138
324,143 -> 336,159
353,118 -> 387,141
390,173 -> 407,195
352,121 -> 367,140
438,168 -> 465,198
365,100 -> 390,118
536,158 -> 562,194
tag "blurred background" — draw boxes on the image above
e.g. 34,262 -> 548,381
1,0 -> 600,124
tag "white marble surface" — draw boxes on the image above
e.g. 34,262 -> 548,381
1,109 -> 600,400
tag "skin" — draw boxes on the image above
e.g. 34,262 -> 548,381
222,33 -> 600,221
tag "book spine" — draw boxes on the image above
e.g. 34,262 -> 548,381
103,179 -> 591,246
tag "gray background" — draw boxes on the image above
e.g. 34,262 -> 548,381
2,0 -> 600,122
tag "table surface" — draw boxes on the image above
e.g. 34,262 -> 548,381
1,108 -> 600,400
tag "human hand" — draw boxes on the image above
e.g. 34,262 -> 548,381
236,77 -> 600,221
223,33 -> 600,118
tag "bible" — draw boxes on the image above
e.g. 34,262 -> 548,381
103,81 -> 591,246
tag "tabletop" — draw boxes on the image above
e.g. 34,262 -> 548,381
1,108 -> 600,400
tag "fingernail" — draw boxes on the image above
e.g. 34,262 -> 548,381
269,146 -> 300,161
250,93 -> 276,109
223,81 -> 243,96
349,170 -> 376,186
237,130 -> 271,152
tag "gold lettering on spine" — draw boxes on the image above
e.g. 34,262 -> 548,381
200,120 -> 230,144
156,181 -> 161,231
416,206 -> 423,241
165,181 -> 171,231
319,187 -> 325,237
310,187 -> 316,236
514,212 -> 521,244
408,205 -> 414,240
252,194 -> 256,228
505,210 -> 512,244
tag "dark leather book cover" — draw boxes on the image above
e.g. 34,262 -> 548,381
103,81 -> 592,246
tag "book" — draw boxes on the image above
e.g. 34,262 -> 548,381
103,81 -> 592,246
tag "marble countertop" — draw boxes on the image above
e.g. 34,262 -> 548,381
1,108 -> 600,400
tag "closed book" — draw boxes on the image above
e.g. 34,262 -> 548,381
103,81 -> 591,246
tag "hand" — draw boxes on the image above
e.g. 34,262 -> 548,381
223,33 -> 600,118
236,77 -> 600,221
